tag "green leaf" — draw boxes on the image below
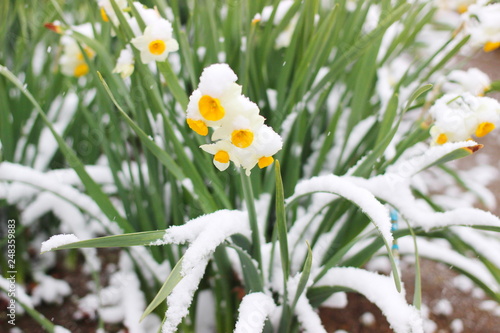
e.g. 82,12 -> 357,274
156,61 -> 189,110
275,160 -> 290,283
97,72 -> 217,214
42,230 -> 167,252
228,244 -> 264,293
141,257 -> 184,322
291,242 -> 313,311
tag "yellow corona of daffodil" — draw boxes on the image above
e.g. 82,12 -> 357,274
188,64 -> 282,174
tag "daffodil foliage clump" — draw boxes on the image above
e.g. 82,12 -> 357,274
2,0 -> 500,332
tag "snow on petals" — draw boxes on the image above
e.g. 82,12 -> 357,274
186,64 -> 283,175
463,3 -> 500,52
428,93 -> 500,145
41,234 -> 80,253
233,292 -> 276,333
131,18 -> 179,63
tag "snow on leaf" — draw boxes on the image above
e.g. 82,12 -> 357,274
153,210 -> 251,333
41,234 -> 80,253
286,175 -> 393,245
316,267 -> 423,333
399,238 -> 499,295
233,292 -> 276,333
349,175 -> 500,232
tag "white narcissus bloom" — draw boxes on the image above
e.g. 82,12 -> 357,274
131,19 -> 179,64
187,64 -> 283,174
463,3 -> 500,52
200,140 -> 240,172
98,0 -> 128,26
59,23 -> 95,78
435,0 -> 476,14
113,45 -> 135,78
441,68 -> 491,96
236,125 -> 283,175
186,64 -> 242,136
429,93 -> 500,145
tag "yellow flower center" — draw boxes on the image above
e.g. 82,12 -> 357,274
214,150 -> 230,164
436,133 -> 448,145
100,7 -> 109,22
77,47 -> 95,61
199,95 -> 225,121
149,40 -> 166,55
258,156 -> 274,169
457,4 -> 468,14
187,118 -> 208,136
476,122 -> 495,137
74,63 -> 89,77
484,41 -> 500,53
231,129 -> 254,148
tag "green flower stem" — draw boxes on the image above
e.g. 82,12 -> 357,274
240,171 -> 263,275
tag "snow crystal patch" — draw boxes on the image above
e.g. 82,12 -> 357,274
432,299 -> 453,316
322,292 -> 348,309
41,234 -> 79,253
452,275 -> 474,293
360,312 -> 376,326
195,290 -> 216,332
479,300 -> 497,311
32,274 -> 71,305
54,326 -> 71,333
450,318 -> 464,333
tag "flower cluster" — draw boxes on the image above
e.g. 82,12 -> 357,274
99,1 -> 178,76
55,23 -> 95,78
462,2 -> 500,52
429,93 -> 500,145
186,64 -> 282,175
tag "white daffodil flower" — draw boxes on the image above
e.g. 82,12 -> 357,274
113,45 -> 135,78
463,3 -> 500,52
429,93 -> 500,144
131,19 -> 179,64
59,23 -> 95,78
441,68 -> 491,96
98,0 -> 128,26
186,64 -> 243,135
200,140 -> 240,171
236,125 -> 283,175
186,64 -> 282,174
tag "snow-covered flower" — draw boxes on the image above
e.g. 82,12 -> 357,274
98,0 -> 128,26
435,0 -> 476,14
187,64 -> 282,174
131,19 -> 179,63
429,93 -> 500,145
113,45 -> 135,78
186,64 -> 242,135
441,68 -> 491,96
59,23 -> 96,78
463,3 -> 500,52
